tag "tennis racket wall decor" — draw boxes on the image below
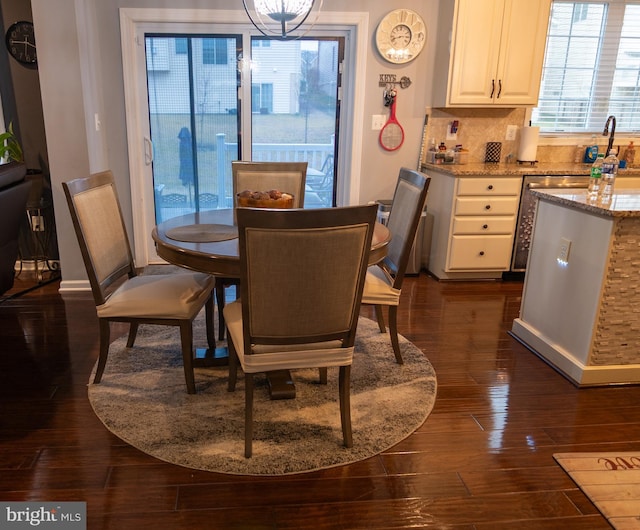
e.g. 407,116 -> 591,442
379,90 -> 405,151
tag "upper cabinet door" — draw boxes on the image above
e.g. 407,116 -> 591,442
448,0 -> 504,106
434,0 -> 551,107
495,0 -> 552,106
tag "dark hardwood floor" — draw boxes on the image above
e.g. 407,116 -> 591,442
2,268 -> 636,529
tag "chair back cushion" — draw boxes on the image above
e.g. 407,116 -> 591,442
383,168 -> 431,285
232,161 -> 307,209
237,205 -> 377,349
63,171 -> 134,305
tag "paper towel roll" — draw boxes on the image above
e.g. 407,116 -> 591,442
518,126 -> 540,162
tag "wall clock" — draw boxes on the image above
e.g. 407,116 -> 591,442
376,9 -> 426,64
5,20 -> 37,66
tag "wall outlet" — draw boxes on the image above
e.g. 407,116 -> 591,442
506,125 -> 518,141
31,215 -> 45,232
557,237 -> 571,264
446,120 -> 459,141
372,115 -> 386,130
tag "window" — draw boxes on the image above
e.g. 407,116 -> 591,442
175,38 -> 187,54
533,1 -> 640,134
202,38 -> 228,65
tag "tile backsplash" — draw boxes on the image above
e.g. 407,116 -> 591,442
424,107 -> 527,164
422,107 -> 619,166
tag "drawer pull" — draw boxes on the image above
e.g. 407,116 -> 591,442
485,204 -> 491,210
482,224 -> 488,229
487,184 -> 494,190
479,251 -> 485,256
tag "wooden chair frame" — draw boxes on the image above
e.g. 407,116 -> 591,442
225,204 -> 377,457
63,170 -> 215,394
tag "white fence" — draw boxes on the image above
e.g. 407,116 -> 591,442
215,133 -> 333,206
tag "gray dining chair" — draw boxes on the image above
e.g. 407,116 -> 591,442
216,161 -> 308,341
224,204 -> 377,457
63,170 -> 215,394
361,167 -> 431,364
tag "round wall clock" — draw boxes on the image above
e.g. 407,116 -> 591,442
5,20 -> 37,66
375,9 -> 426,64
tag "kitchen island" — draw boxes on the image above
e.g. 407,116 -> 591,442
511,188 -> 640,386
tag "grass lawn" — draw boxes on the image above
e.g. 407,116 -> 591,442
150,111 -> 334,199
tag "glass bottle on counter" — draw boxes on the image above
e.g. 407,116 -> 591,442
600,149 -> 619,202
587,153 -> 604,200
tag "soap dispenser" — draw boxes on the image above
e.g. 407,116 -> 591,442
584,135 -> 598,163
623,141 -> 635,166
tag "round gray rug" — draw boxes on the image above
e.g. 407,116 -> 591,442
88,316 -> 437,475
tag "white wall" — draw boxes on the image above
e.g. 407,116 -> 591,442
31,0 -> 437,285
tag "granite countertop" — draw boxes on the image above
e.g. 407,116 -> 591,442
421,161 -> 640,177
531,188 -> 640,217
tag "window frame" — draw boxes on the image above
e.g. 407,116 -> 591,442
534,0 -> 640,139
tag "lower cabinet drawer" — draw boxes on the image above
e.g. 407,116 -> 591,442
452,216 -> 515,235
454,196 -> 520,216
447,235 -> 513,270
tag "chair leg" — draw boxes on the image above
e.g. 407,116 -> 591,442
245,373 -> 254,458
126,322 -> 139,348
339,365 -> 353,448
227,337 -> 238,392
374,305 -> 386,333
204,292 -> 215,349
94,319 -> 111,384
389,305 -> 403,364
179,321 -> 197,394
215,278 -> 226,341
319,367 -> 328,384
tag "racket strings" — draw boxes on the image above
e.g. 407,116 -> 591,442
381,123 -> 403,150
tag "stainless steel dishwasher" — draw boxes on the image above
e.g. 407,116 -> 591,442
510,174 -> 590,271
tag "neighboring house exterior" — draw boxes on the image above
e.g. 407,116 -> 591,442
145,36 -> 307,116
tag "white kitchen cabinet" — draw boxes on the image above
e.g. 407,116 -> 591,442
426,170 -> 522,279
432,0 -> 551,107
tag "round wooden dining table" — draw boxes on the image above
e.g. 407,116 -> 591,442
152,208 -> 391,399
152,208 -> 391,277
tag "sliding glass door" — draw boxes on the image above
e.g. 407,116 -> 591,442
145,33 -> 343,226
146,34 -> 242,223
249,37 -> 342,208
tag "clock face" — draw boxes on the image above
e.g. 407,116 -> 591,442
376,9 -> 426,64
5,21 -> 37,66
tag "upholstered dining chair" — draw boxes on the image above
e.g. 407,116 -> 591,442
361,167 -> 431,364
216,161 -> 308,340
63,170 -> 215,394
224,204 -> 377,457
232,161 -> 307,210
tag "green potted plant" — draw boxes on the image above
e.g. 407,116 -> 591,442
0,122 -> 24,164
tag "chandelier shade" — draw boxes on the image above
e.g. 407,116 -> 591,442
242,0 -> 322,39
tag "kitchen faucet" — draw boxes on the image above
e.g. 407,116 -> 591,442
603,115 -> 616,155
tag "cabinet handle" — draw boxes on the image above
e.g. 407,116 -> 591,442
487,184 -> 494,190
482,224 -> 488,229
479,251 -> 485,256
490,79 -> 495,98
485,204 -> 491,210
497,79 -> 502,98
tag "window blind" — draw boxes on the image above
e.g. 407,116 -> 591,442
532,1 -> 640,134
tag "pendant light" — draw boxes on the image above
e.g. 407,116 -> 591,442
242,0 -> 323,39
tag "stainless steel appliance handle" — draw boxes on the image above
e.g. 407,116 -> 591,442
527,181 -> 589,190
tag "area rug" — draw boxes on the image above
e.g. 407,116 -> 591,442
88,315 -> 437,475
554,452 -> 640,529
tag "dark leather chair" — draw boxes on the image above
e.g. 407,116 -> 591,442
0,162 -> 30,295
